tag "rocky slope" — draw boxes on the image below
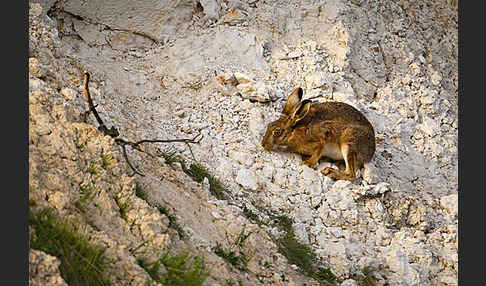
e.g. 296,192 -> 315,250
29,0 -> 457,285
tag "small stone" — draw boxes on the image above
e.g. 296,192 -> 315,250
228,150 -> 254,167
220,9 -> 247,25
29,58 -> 46,78
374,182 -> 391,195
431,70 -> 442,85
287,51 -> 303,58
202,177 -> 211,194
233,72 -> 253,84
60,88 -> 77,102
211,211 -> 222,219
385,248 -> 409,275
199,0 -> 221,21
362,163 -> 379,184
30,3 -> 43,18
236,82 -> 255,93
47,191 -> 70,211
235,168 -> 259,191
261,164 -> 275,179
341,279 -> 358,286
29,250 -> 68,286
409,62 -> 421,75
237,81 -> 272,102
439,275 -> 457,285
440,194 -> 458,218
421,95 -> 435,105
418,55 -> 426,64
328,227 -> 344,238
293,223 -> 310,244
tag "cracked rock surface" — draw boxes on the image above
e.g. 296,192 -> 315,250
29,0 -> 457,285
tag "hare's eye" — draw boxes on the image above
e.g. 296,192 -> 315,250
273,129 -> 282,136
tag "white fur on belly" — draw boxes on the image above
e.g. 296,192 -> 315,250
322,143 -> 344,160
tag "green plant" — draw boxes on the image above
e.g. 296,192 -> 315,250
101,153 -> 112,169
135,182 -> 149,201
212,242 -> 248,271
272,214 -> 339,285
161,152 -> 229,200
29,207 -> 111,286
129,240 -> 149,255
138,256 -> 163,281
235,229 -> 251,248
76,183 -> 96,211
273,215 -> 294,233
184,163 -> 228,200
242,205 -> 261,224
133,182 -> 186,239
161,151 -> 183,165
355,266 -> 378,286
157,205 -> 186,240
114,196 -> 129,220
277,230 -> 315,275
314,267 -> 338,284
87,161 -> 98,175
138,252 -> 210,286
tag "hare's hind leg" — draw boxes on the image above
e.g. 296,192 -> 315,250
321,143 -> 357,181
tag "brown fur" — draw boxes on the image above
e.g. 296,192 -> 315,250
261,87 -> 376,181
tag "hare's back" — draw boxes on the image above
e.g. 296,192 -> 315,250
313,101 -> 373,128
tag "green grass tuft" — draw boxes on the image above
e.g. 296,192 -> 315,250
138,252 -> 210,286
234,229 -> 251,249
272,214 -> 339,285
133,182 -> 187,240
76,183 -> 96,211
161,151 -> 183,165
161,152 -> 229,200
29,207 -> 111,286
212,242 -> 248,271
101,154 -> 112,169
87,161 -> 98,175
157,205 -> 186,240
314,267 -> 338,284
114,196 -> 129,220
355,266 -> 378,286
138,256 -> 163,281
273,215 -> 294,233
277,230 -> 315,275
242,205 -> 261,224
135,182 -> 149,201
184,163 -> 228,200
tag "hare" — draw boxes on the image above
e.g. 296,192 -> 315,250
261,87 -> 375,181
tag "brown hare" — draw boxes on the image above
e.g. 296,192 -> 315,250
261,87 -> 375,182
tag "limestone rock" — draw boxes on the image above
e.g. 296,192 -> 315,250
29,250 -> 68,286
199,0 -> 221,21
440,194 -> 458,218
235,167 -> 260,191
29,0 -> 458,284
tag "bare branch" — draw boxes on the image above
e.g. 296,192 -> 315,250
82,71 -> 203,176
83,71 -> 119,138
119,144 -> 145,176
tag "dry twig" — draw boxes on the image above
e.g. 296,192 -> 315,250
82,70 -> 203,176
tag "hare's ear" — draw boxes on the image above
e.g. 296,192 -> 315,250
283,87 -> 303,115
290,99 -> 312,126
